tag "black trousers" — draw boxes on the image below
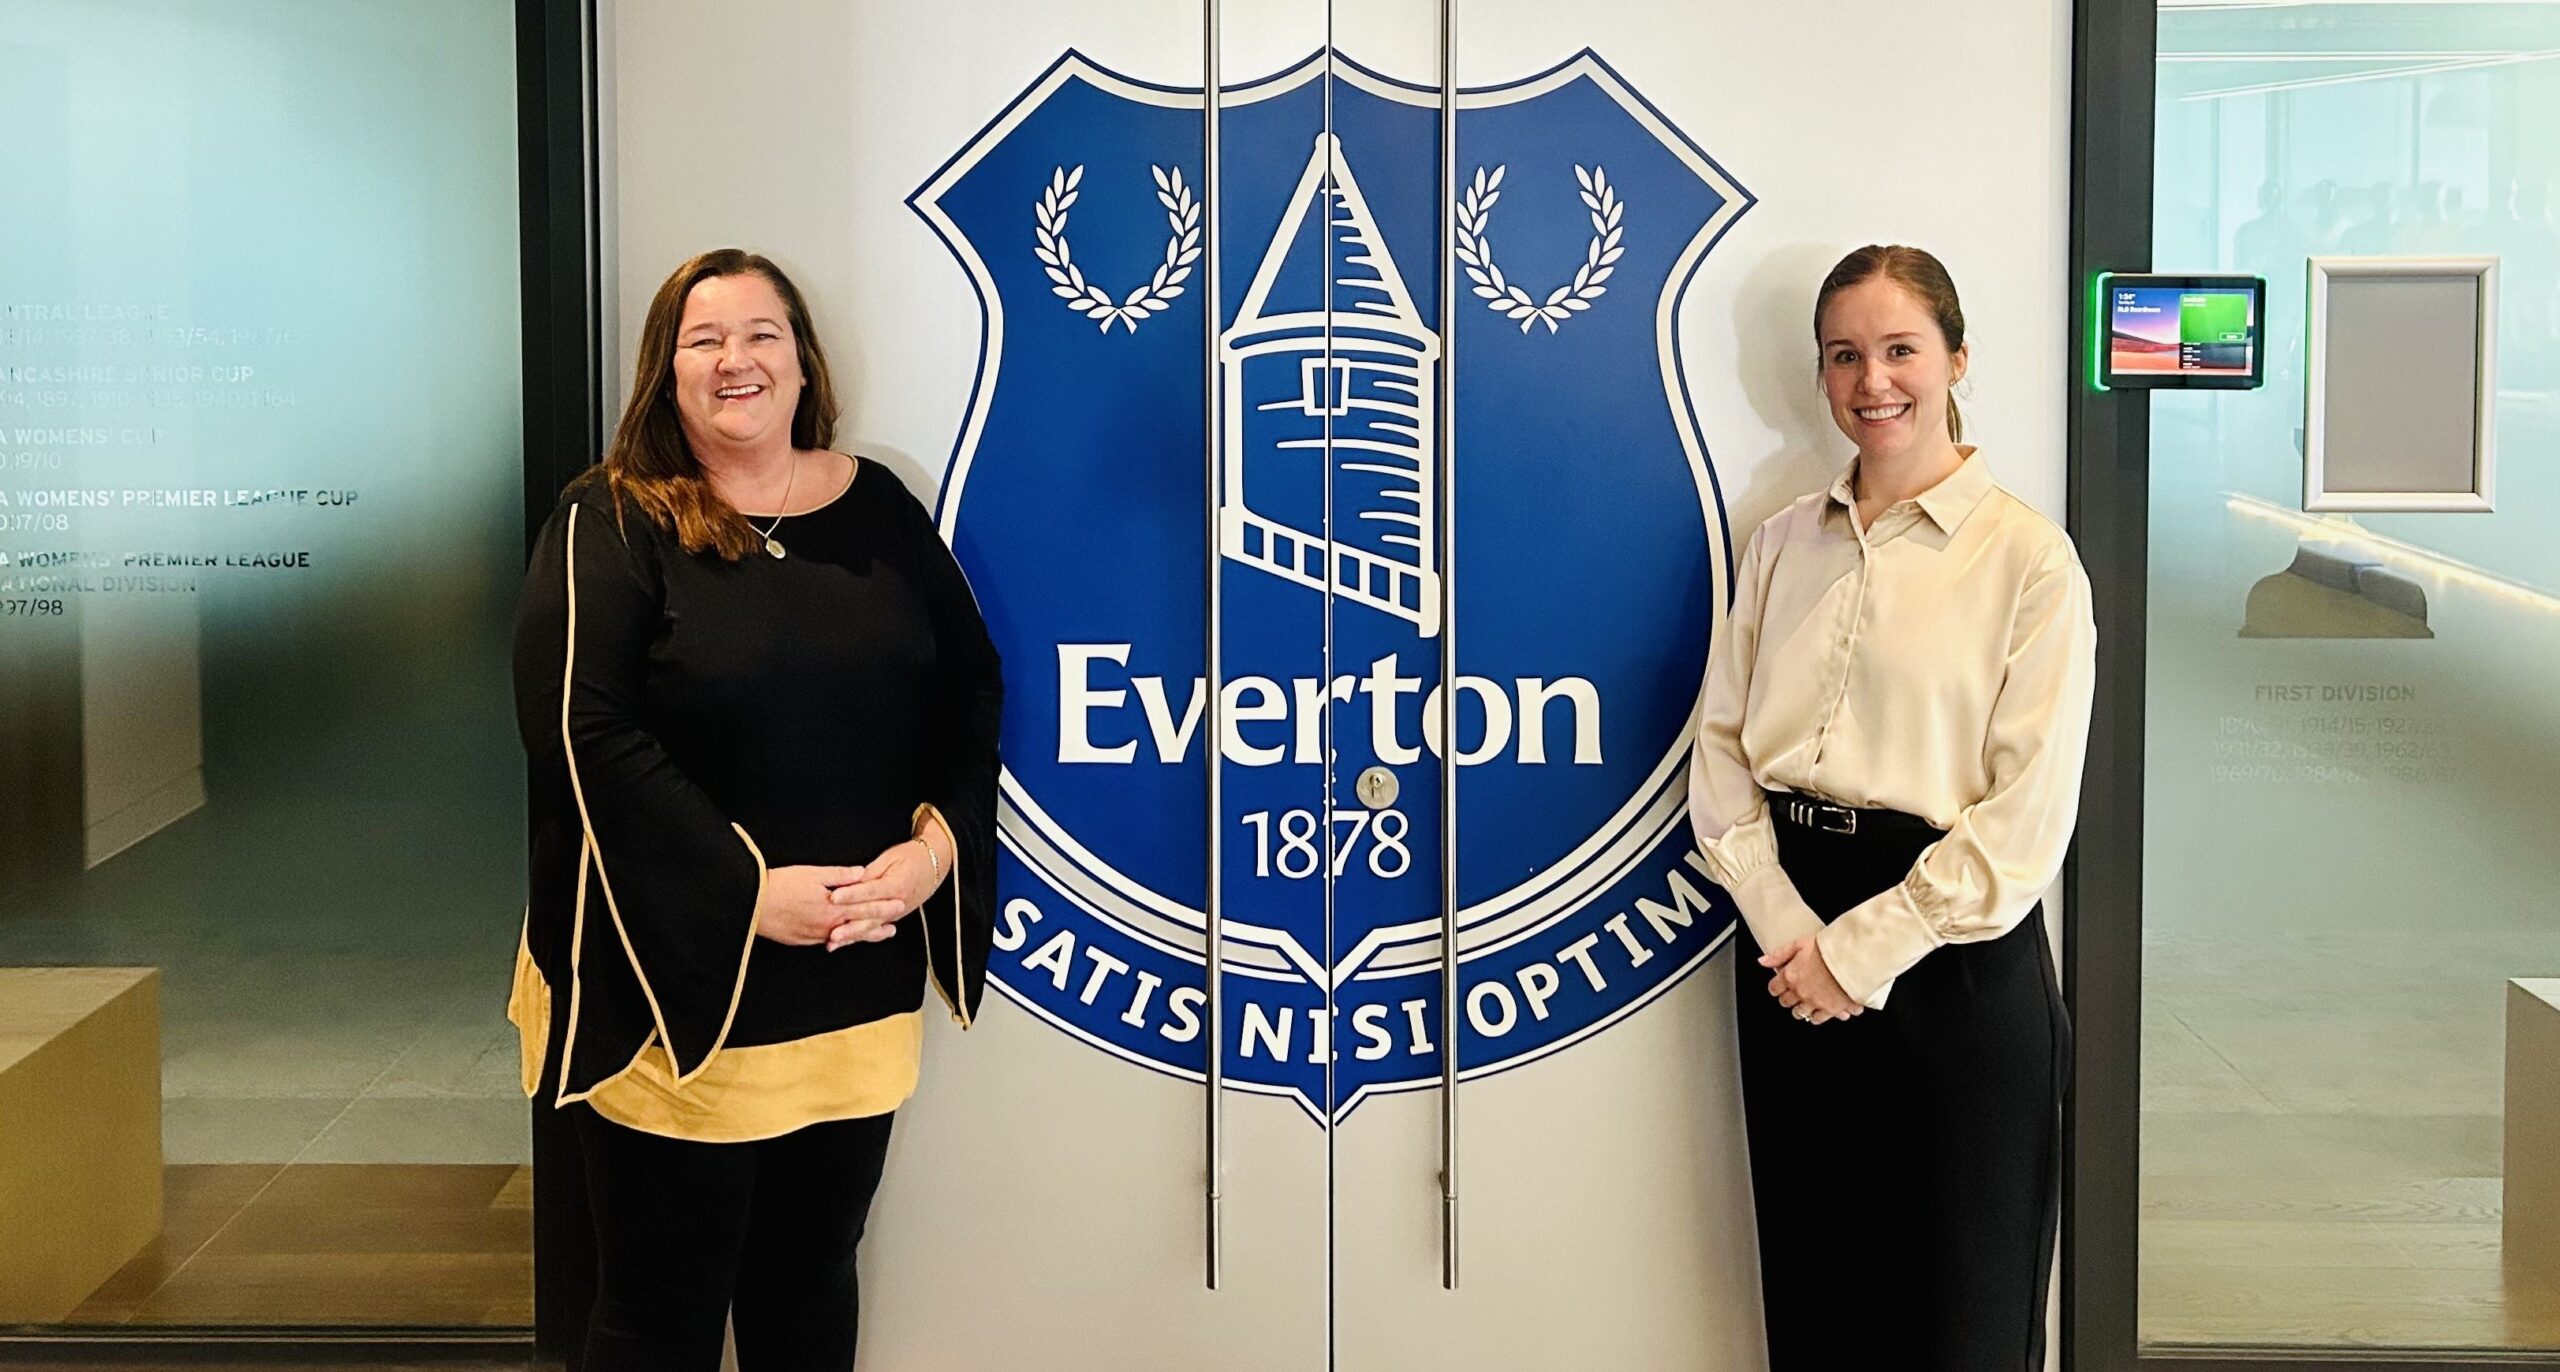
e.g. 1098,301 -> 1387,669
572,1106 -> 896,1372
1735,807 -> 2070,1372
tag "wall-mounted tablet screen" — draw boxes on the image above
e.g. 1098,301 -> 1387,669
2098,274 -> 2266,389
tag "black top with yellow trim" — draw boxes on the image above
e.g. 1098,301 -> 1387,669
508,461 -> 1001,1134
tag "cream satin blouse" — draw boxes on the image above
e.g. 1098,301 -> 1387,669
1686,449 -> 2096,1007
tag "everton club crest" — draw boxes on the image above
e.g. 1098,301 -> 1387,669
913,50 -> 1752,1121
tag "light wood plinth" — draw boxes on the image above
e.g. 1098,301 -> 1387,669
2507,979 -> 2560,1287
0,967 -> 161,1323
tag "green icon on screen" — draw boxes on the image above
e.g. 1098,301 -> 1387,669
2180,291 -> 2250,347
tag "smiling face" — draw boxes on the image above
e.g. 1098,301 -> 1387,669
669,272 -> 805,454
1817,274 -> 1969,466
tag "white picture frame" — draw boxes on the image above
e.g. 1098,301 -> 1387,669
2304,255 -> 2498,514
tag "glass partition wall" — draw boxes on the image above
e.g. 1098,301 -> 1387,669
0,0 -> 531,1332
2140,0 -> 2560,1354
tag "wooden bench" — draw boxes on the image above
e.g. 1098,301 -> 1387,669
0,968 -> 160,1323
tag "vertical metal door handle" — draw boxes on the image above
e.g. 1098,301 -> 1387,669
1435,0 -> 1462,1295
1201,0 -> 1227,1295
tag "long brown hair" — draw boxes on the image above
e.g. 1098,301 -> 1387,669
1813,244 -> 1968,442
590,249 -> 842,559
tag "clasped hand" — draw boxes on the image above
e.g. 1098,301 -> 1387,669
754,841 -> 944,951
1760,935 -> 1862,1025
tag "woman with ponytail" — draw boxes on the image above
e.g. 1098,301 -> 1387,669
1689,245 -> 2092,1370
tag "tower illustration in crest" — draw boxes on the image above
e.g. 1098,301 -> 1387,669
1221,134 -> 1442,637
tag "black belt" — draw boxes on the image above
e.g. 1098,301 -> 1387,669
1765,789 -> 1941,837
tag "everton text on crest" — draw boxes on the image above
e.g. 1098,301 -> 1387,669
913,49 -> 1753,1122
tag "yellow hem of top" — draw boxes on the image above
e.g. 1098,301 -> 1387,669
510,940 -> 922,1143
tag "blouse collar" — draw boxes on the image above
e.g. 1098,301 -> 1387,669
1827,446 -> 1995,536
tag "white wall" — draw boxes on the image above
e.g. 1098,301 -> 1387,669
605,2 -> 2071,1366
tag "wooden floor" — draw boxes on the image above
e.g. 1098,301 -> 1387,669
2140,931 -> 2560,1351
2142,1158 -> 2560,1348
61,1163 -> 530,1328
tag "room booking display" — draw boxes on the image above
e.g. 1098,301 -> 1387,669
2097,273 -> 2266,390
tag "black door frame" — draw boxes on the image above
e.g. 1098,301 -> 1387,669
2061,1 -> 2559,1369
516,0 -> 604,1365
2061,0 -> 2155,1367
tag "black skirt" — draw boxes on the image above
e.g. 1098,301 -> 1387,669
1734,797 -> 2069,1372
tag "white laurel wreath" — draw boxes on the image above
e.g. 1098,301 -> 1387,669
1453,164 -> 1624,334
1034,165 -> 1202,334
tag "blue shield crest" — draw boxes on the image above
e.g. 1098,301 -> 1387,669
914,50 -> 1752,1121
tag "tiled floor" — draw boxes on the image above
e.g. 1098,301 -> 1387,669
63,1164 -> 531,1328
0,674 -> 529,1168
2140,929 -> 2560,1350
2,658 -> 534,1329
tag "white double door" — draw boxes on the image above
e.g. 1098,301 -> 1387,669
834,5 -> 1758,1369
609,0 -> 1824,1366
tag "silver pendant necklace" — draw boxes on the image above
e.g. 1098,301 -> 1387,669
749,455 -> 798,559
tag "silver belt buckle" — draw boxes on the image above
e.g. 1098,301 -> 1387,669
1783,795 -> 1858,834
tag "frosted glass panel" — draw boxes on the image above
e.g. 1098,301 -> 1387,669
2143,2 -> 2560,1352
0,0 -> 528,1330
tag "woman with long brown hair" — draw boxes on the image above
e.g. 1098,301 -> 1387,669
1689,245 -> 2092,1370
507,248 -> 1001,1370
